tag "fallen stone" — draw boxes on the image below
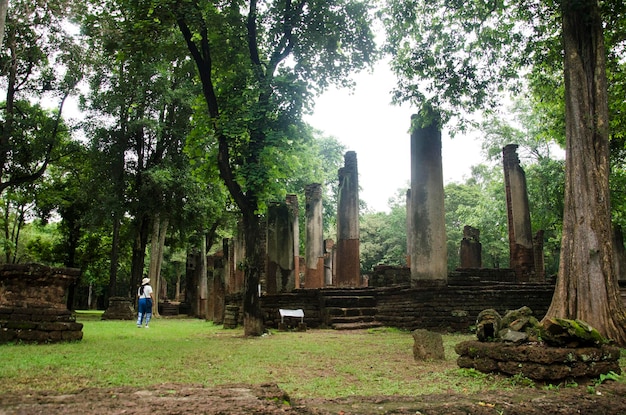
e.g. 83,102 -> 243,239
412,329 -> 445,360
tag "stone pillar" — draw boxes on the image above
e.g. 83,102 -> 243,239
265,199 -> 297,294
224,228 -> 246,295
406,189 -> 412,267
408,111 -> 448,285
459,225 -> 482,268
335,151 -> 361,287
185,251 -> 199,317
305,183 -> 325,288
502,144 -> 535,281
232,223 -> 246,293
286,194 -> 300,289
324,239 -> 335,286
207,255 -> 227,324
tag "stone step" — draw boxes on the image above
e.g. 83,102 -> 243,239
322,295 -> 376,308
325,307 -> 377,317
327,315 -> 376,325
332,321 -> 384,330
159,303 -> 179,316
321,288 -> 377,297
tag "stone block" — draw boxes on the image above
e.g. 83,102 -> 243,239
456,340 -> 621,381
0,328 -> 16,341
4,321 -> 38,330
412,329 -> 445,360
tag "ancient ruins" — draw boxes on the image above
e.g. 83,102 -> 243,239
0,264 -> 83,343
189,114 -> 556,333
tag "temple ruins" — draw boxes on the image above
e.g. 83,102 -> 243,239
304,183 -> 324,289
189,115 -> 557,332
408,112 -> 448,285
335,151 -> 361,287
503,144 -> 538,281
0,264 -> 83,343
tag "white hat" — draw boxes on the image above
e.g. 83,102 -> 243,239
142,277 -> 150,285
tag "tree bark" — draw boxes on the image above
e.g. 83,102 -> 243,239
197,231 -> 207,318
148,214 -> 169,318
543,0 -> 626,345
242,213 -> 264,336
130,216 -> 149,298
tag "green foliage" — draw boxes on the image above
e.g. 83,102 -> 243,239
478,98 -> 566,275
379,0 -> 552,128
509,372 -> 535,388
360,190 -> 408,273
0,0 -> 83,196
598,371 -> 621,384
445,166 -> 509,270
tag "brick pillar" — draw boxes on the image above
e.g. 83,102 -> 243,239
335,151 -> 361,287
305,183 -> 324,288
286,194 -> 300,290
265,200 -> 297,294
409,111 -> 448,285
502,144 -> 535,281
227,222 -> 246,294
459,225 -> 482,268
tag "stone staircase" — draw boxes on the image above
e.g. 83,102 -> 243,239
159,301 -> 180,316
321,289 -> 382,330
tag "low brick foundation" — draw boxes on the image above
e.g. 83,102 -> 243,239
456,340 -> 621,380
0,306 -> 83,343
0,264 -> 83,343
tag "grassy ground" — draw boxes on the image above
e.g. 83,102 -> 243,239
0,313 -> 624,399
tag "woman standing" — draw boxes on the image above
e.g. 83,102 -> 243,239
136,277 -> 153,328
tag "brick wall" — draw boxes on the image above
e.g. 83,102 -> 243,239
260,283 -> 554,332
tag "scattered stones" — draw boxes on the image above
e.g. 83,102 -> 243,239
457,306 -> 621,381
456,340 -> 620,380
541,317 -> 608,347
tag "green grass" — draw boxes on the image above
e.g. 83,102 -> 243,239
0,316 -> 624,399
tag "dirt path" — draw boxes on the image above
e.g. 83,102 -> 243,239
1,381 -> 626,414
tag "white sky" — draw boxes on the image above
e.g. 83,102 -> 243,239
304,61 -> 484,213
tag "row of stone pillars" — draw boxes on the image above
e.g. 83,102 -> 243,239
201,149 -> 361,320
203,112 -> 545,308
229,150 -> 361,295
407,112 -> 545,285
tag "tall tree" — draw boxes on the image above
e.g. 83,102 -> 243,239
544,0 -> 626,343
0,0 -> 82,196
79,1 -> 203,301
171,0 -> 377,335
381,0 -> 626,343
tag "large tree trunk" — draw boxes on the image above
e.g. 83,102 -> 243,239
148,214 -> 169,318
130,216 -> 149,299
242,212 -> 264,336
197,231 -> 207,318
543,0 -> 626,345
108,215 -> 121,301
